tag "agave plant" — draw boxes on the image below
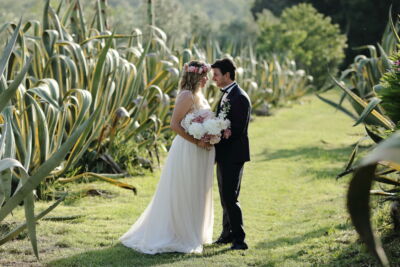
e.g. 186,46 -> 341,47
318,9 -> 399,121
318,10 -> 400,265
179,39 -> 313,114
376,46 -> 400,124
0,20 -> 30,208
0,0 -> 172,256
317,10 -> 400,179
0,0 -> 181,176
0,19 -> 99,258
0,5 -> 119,182
346,12 -> 400,266
0,0 -> 321,259
347,131 -> 400,267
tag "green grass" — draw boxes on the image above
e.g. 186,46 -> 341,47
1,91 -> 396,266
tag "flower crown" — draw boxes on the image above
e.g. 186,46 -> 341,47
184,63 -> 210,74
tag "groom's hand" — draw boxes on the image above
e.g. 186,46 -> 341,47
197,140 -> 212,150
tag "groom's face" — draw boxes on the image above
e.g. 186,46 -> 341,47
212,68 -> 230,88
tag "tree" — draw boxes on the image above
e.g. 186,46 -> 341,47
251,0 -> 298,17
251,0 -> 400,66
256,3 -> 347,87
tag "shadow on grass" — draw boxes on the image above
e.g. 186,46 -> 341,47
255,226 -> 330,250
305,167 -> 346,180
48,243 -> 231,267
255,224 -> 381,266
256,145 -> 355,180
340,231 -> 400,267
257,146 -> 353,163
328,242 -> 379,267
276,238 -> 379,266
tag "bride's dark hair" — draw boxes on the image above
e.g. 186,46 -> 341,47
179,60 -> 209,93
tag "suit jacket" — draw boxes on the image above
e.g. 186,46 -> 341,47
215,83 -> 251,163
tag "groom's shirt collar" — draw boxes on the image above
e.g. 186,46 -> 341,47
222,81 -> 236,94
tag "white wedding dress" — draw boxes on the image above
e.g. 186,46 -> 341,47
120,93 -> 215,254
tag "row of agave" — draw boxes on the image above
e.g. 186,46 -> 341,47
319,8 -> 400,266
182,39 -> 314,115
0,0 -> 313,258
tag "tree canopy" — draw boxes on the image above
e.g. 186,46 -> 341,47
251,0 -> 400,65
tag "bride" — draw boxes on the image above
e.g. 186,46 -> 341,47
120,60 -> 215,254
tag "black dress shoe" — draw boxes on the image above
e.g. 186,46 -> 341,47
213,236 -> 233,244
230,241 -> 248,250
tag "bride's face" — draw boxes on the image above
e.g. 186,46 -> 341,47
199,75 -> 208,88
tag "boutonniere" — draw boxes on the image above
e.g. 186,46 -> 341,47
219,99 -> 231,120
218,99 -> 231,139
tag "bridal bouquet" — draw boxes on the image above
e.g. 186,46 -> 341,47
181,110 -> 231,145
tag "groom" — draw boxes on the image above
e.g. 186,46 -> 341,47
212,58 -> 251,250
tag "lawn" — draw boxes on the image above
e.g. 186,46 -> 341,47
0,91 -> 388,266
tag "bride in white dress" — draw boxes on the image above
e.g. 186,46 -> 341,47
120,61 -> 215,254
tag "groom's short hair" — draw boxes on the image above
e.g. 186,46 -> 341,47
211,58 -> 236,80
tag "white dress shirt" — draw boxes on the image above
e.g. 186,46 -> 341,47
220,82 -> 236,107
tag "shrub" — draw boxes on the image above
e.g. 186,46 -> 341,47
256,3 -> 347,87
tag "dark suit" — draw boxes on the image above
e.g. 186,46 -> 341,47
215,83 -> 251,243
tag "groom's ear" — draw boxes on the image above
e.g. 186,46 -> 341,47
223,71 -> 231,80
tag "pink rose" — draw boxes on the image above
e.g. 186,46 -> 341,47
192,115 -> 205,123
223,128 -> 232,139
210,135 -> 221,145
201,134 -> 212,143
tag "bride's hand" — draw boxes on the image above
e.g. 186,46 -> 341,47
197,140 -> 212,150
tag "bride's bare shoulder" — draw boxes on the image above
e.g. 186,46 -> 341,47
176,90 -> 194,103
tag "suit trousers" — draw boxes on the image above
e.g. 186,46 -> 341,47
216,161 -> 246,242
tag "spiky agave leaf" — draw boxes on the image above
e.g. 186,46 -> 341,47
348,131 -> 400,267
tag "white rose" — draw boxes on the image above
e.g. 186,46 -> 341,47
222,119 -> 230,129
188,122 -> 207,139
180,119 -> 188,130
181,113 -> 195,130
203,119 -> 221,135
215,118 -> 230,130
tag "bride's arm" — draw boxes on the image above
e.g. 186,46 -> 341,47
170,91 -> 202,146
